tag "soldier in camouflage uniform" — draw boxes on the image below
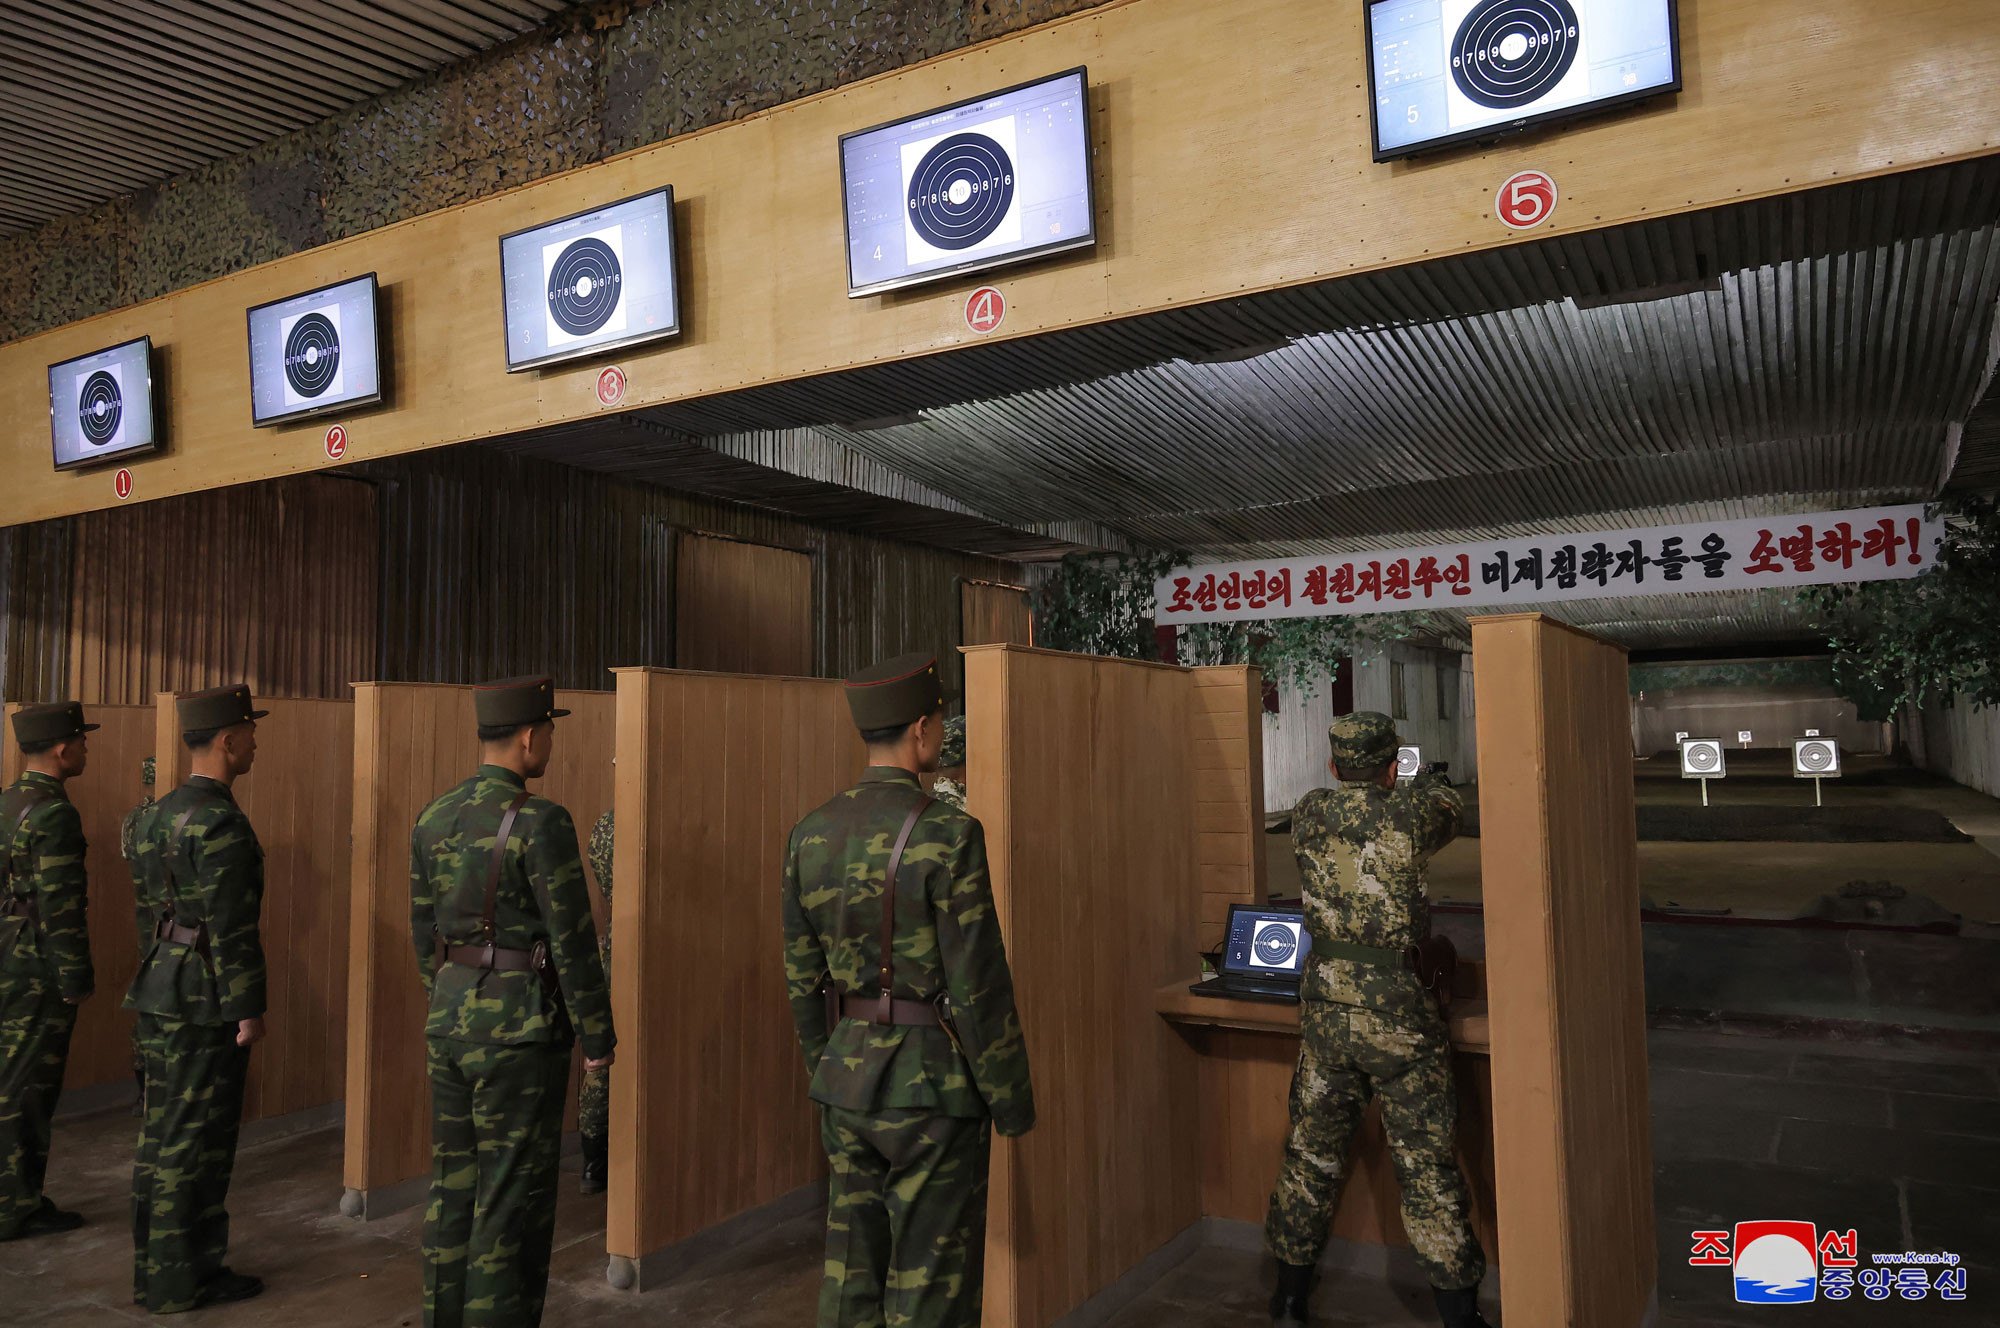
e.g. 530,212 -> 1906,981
782,653 -> 1034,1328
930,715 -> 967,812
127,685 -> 270,1311
410,677 -> 614,1328
1264,712 -> 1490,1328
0,702 -> 98,1242
576,806 -> 613,1195
119,755 -> 158,1106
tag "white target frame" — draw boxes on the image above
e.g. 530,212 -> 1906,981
1246,918 -> 1304,971
1679,738 -> 1725,780
1792,739 -> 1841,779
1396,745 -> 1423,780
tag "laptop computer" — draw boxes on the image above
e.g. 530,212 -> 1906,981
1190,902 -> 1308,1004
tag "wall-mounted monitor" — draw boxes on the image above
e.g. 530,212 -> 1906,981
840,67 -> 1095,298
1366,0 -> 1680,160
49,336 -> 160,471
499,187 -> 680,373
246,273 -> 384,427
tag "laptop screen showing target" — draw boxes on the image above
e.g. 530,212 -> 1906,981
1192,903 -> 1309,1003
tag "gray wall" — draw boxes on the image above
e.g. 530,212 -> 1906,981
1262,642 -> 1475,813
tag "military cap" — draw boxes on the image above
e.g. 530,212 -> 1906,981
11,700 -> 99,746
938,714 -> 967,768
846,653 -> 945,731
177,684 -> 268,735
474,676 -> 570,728
1329,711 -> 1399,770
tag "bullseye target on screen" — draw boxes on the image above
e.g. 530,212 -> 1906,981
542,228 -> 626,346
78,366 -> 124,449
500,188 -> 678,373
901,121 -> 1021,261
48,336 -> 159,471
246,273 -> 381,427
279,306 -> 343,406
1248,918 -> 1303,970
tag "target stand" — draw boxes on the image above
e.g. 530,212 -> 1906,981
1792,737 -> 1842,806
1678,737 -> 1725,807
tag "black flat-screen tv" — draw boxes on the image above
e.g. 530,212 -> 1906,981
49,336 -> 160,471
1366,0 -> 1680,160
246,273 -> 384,427
499,187 -> 680,373
840,67 -> 1096,298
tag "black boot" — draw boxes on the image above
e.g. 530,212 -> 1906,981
579,1132 -> 608,1196
1432,1284 -> 1493,1327
1269,1261 -> 1313,1326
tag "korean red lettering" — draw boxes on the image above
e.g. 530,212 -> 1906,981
1302,565 -> 1329,607
1164,577 -> 1195,614
1688,1232 -> 1730,1267
1243,570 -> 1270,609
1818,522 -> 1860,570
1412,556 -> 1445,599
1444,553 -> 1472,596
1331,564 -> 1357,605
1267,567 -> 1293,608
1861,518 -> 1906,566
1384,558 -> 1413,600
1745,530 -> 1784,575
1908,517 -> 1925,565
1191,574 -> 1218,613
1777,524 -> 1816,571
1356,561 -> 1383,602
1817,1230 -> 1857,1267
1217,572 -> 1244,611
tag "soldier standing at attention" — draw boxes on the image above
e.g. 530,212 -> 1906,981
576,805 -> 613,1196
781,653 -> 1034,1328
410,677 -> 613,1328
0,701 -> 97,1241
1264,713 -> 1490,1328
120,755 -> 158,1107
128,685 -> 269,1311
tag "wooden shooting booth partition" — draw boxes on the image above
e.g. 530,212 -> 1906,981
1471,615 -> 1654,1327
604,667 -> 862,1287
152,693 -> 356,1126
1,701 -> 154,1103
340,684 -> 614,1217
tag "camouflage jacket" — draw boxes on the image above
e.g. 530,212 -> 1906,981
1292,770 -> 1461,1020
409,765 -> 614,1062
125,776 -> 267,1025
121,793 -> 157,962
781,766 -> 1034,1135
587,808 -> 612,964
0,772 -> 93,1006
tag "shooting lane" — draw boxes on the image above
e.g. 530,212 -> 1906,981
340,683 -> 615,1218
153,692 -> 356,1126
602,666 -> 861,1288
1,701 -> 155,1108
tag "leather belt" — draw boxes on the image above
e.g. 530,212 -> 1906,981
834,992 -> 940,1026
1310,936 -> 1404,968
441,942 -> 537,973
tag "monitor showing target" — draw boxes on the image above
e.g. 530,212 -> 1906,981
1793,739 -> 1841,779
1220,905 -> 1310,981
840,67 -> 1095,297
1366,0 -> 1680,160
499,187 -> 679,373
247,273 -> 383,427
48,336 -> 159,471
1679,737 -> 1725,780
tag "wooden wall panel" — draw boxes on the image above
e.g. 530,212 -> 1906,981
155,695 -> 355,1123
960,580 -> 1033,649
606,667 -> 859,1263
1472,614 -> 1653,1327
966,644 -> 1202,1328
68,476 -> 378,706
342,685 -> 614,1197
1,702 -> 151,1093
3,0 -> 1991,525
1192,665 -> 1266,945
673,534 -> 813,677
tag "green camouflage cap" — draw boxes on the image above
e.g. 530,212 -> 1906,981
12,700 -> 99,745
845,653 -> 944,731
140,755 -> 155,787
1329,711 -> 1399,770
474,675 -> 570,728
177,684 -> 268,734
938,714 -> 966,768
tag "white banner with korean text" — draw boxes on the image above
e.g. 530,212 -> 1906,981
1153,505 -> 1941,625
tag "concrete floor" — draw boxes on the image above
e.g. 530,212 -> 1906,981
10,1030 -> 1996,1326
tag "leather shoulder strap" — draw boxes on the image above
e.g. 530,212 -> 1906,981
162,805 -> 202,913
0,788 -> 51,894
482,792 -> 531,941
874,796 -> 933,1025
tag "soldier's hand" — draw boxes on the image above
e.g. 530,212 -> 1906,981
236,1016 -> 266,1048
585,1051 -> 615,1071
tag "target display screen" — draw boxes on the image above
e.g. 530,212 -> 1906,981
1366,0 -> 1680,160
499,187 -> 680,373
840,67 -> 1095,297
1221,905 -> 1309,979
246,273 -> 383,426
48,336 -> 159,471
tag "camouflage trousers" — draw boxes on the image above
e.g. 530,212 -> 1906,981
818,1106 -> 991,1328
0,995 -> 78,1237
577,1063 -> 608,1144
131,1013 -> 252,1312
1264,999 -> 1484,1291
423,1036 -> 571,1328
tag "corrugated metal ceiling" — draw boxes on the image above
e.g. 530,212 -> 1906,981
0,0 -> 579,237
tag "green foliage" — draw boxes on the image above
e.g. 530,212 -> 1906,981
1801,498 -> 2000,715
1030,551 -> 1408,697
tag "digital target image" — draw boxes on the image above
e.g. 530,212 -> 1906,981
899,117 -> 1022,263
77,363 -> 125,450
279,304 -> 343,407
542,225 -> 627,347
1247,919 -> 1303,970
49,336 -> 157,470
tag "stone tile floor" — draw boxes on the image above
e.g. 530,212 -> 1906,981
6,1030 -> 1996,1325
